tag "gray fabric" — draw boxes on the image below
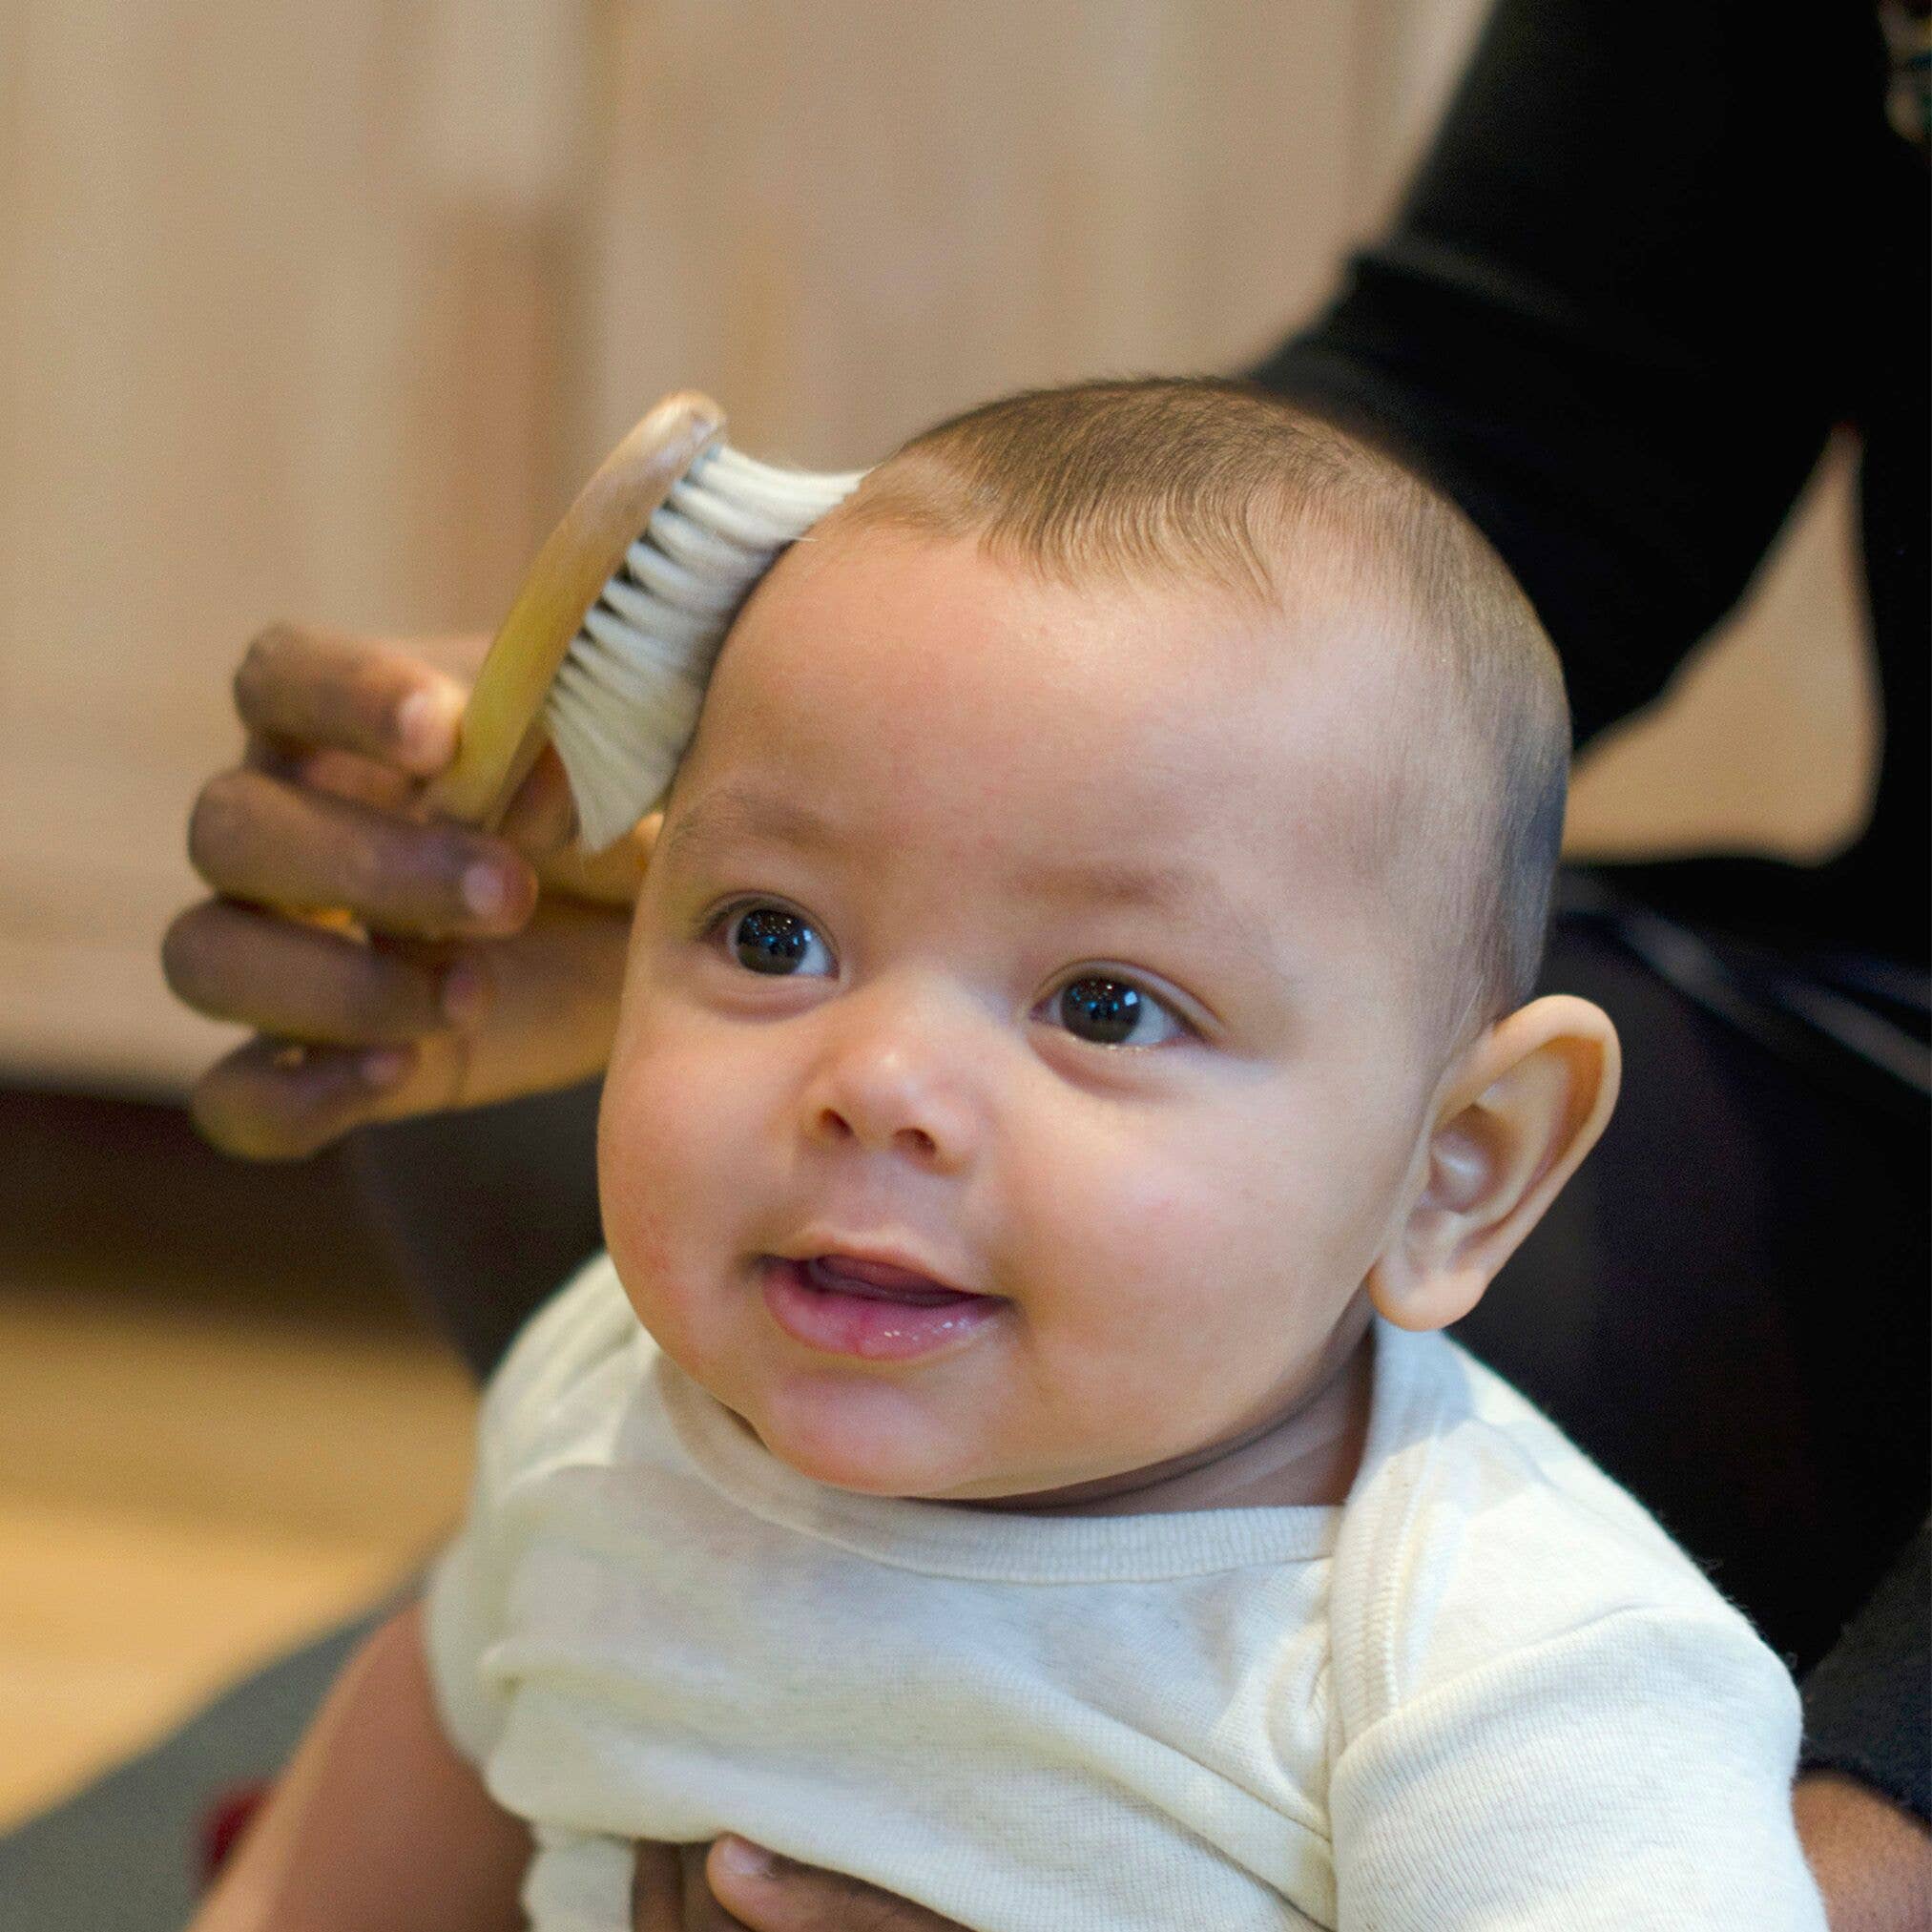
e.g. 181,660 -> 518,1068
0,1605 -> 385,1932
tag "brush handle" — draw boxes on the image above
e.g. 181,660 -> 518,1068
427,389 -> 727,832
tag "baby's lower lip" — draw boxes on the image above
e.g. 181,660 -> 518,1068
758,1257 -> 1005,1361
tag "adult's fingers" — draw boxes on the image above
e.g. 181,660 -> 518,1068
438,898 -> 630,1110
233,623 -> 470,777
246,741 -> 420,819
188,767 -> 535,940
629,1843 -> 755,1932
496,743 -> 578,860
187,1034 -> 464,1161
532,810 -> 657,908
704,1839 -> 966,1932
231,628 -> 650,887
680,1842 -> 752,1930
631,1841 -> 685,1932
187,899 -> 628,1159
502,755 -> 657,901
162,901 -> 455,1046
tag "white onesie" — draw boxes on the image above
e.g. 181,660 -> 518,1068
426,1257 -> 1826,1931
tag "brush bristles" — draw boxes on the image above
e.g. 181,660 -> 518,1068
544,445 -> 865,850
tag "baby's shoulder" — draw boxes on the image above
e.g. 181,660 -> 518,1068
1326,1323 -> 1775,1735
472,1254 -> 660,1493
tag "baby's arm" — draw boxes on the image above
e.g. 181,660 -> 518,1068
1328,1604 -> 1827,1929
189,1601 -> 531,1932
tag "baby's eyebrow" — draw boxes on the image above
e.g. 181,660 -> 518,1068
1024,856 -> 1208,919
657,784 -> 844,870
1019,856 -> 1280,968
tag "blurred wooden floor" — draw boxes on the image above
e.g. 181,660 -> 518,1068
0,1089 -> 477,1829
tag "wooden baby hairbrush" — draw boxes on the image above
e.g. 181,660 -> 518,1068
427,389 -> 865,851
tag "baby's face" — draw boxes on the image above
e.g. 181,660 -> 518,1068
600,524 -> 1441,1501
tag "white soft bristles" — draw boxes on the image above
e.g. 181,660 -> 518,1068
544,444 -> 867,849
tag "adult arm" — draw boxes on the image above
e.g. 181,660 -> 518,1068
1792,1523 -> 1932,1930
1253,0 -> 1930,1884
1249,0 -> 1878,753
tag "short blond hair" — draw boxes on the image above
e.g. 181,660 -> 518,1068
830,377 -> 1568,1043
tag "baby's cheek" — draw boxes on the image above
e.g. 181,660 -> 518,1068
598,1036 -> 734,1299
1024,1137 -> 1218,1343
604,1196 -> 673,1324
598,1111 -> 676,1327
1074,1134 -> 1235,1287
1025,1128 -> 1305,1387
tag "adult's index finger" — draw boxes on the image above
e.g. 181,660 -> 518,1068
234,623 -> 468,776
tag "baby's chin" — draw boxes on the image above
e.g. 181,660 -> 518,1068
728,1366 -> 1011,1499
727,1373 -> 1174,1507
624,1289 -> 1114,1502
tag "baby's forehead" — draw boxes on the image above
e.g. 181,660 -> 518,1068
705,522 -> 1437,906
749,514 -> 1402,713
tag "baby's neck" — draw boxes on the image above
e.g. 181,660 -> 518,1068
959,1302 -> 1379,1520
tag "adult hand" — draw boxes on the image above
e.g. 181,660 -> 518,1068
632,1838 -> 969,1932
1793,1772 -> 1932,1931
165,623 -> 647,1158
637,1790 -> 1932,1932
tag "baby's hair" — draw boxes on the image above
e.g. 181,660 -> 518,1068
829,376 -> 1569,1047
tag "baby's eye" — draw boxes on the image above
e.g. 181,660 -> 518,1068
717,903 -> 835,978
1042,974 -> 1188,1049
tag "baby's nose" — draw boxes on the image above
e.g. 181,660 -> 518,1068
811,1095 -> 941,1162
800,988 -> 982,1171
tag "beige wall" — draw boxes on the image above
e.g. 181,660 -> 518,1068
0,1 -> 1875,1088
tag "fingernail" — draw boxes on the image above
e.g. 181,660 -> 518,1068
396,688 -> 458,769
713,1836 -> 775,1880
360,1047 -> 412,1089
462,862 -> 513,922
441,958 -> 488,1027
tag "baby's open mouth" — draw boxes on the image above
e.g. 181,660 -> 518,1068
758,1253 -> 1005,1361
799,1253 -> 978,1307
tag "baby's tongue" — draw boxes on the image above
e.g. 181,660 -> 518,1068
807,1256 -> 969,1304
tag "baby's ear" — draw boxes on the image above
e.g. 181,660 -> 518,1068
1367,996 -> 1620,1333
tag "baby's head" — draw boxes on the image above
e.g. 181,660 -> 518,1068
598,378 -> 1618,1504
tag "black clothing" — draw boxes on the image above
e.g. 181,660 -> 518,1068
1252,0 -> 1929,1819
1464,877 -> 1929,1822
1251,0 -> 1928,972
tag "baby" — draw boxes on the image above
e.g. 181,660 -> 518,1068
204,380 -> 1826,1930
